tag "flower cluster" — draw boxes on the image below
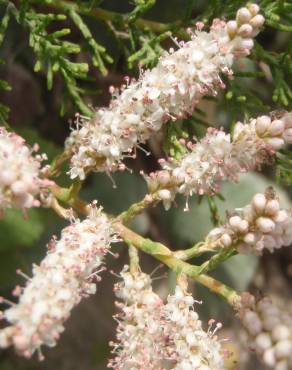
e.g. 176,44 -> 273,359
65,5 -> 264,180
163,285 -> 225,370
108,267 -> 166,370
109,268 -> 225,369
145,112 -> 292,210
0,127 -> 51,212
205,189 -> 292,255
238,292 -> 292,370
0,206 -> 115,360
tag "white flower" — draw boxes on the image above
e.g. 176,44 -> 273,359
206,189 -> 292,255
146,112 -> 292,209
66,5 -> 264,179
0,127 -> 51,212
0,206 -> 115,359
109,271 -> 226,370
108,267 -> 167,370
238,293 -> 292,369
163,286 -> 225,369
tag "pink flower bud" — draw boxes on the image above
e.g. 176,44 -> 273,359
273,210 -> 288,223
249,14 -> 265,28
256,115 -> 271,135
157,189 -> 172,201
255,332 -> 272,351
282,113 -> 292,128
236,7 -> 252,24
238,219 -> 249,233
247,4 -> 260,16
238,24 -> 253,37
256,217 -> 275,233
229,215 -> 242,230
227,20 -> 238,36
243,232 -> 256,245
252,193 -> 267,213
220,233 -> 232,247
237,38 -> 254,51
268,120 -> 285,136
266,137 -> 285,151
263,347 -> 276,367
272,325 -> 290,342
274,340 -> 292,359
265,199 -> 280,216
283,128 -> 292,144
157,170 -> 171,186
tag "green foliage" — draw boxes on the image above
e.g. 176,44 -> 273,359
275,149 -> 292,185
16,5 -> 92,116
0,0 -> 291,124
0,208 -> 45,251
0,2 -> 11,125
0,71 -> 11,126
163,121 -> 188,159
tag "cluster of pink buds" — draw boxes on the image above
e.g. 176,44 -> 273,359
0,127 -> 52,212
206,189 -> 292,255
226,4 -> 265,54
109,268 -> 226,369
0,206 -> 116,360
232,111 -> 292,167
144,112 -> 292,210
238,292 -> 292,370
65,5 -> 264,180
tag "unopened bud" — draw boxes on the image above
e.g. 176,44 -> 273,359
238,24 -> 253,37
243,232 -> 256,245
265,199 -> 280,216
220,233 -> 232,247
266,137 -> 285,151
283,128 -> 292,144
256,115 -> 271,135
247,3 -> 260,16
249,14 -> 265,28
256,217 -> 275,233
252,193 -> 267,213
236,7 -> 252,24
157,189 -> 172,201
269,120 -> 285,136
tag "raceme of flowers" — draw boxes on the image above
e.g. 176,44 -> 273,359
0,127 -> 52,212
108,268 -> 225,369
65,4 -> 265,180
205,188 -> 292,255
163,285 -> 225,370
238,292 -> 292,370
108,267 -> 166,369
145,112 -> 292,210
0,206 -> 115,360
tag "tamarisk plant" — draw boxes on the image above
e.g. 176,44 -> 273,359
0,2 -> 292,370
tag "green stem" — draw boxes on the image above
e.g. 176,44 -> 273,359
198,247 -> 237,274
173,242 -> 215,260
114,222 -> 240,305
117,193 -> 159,224
128,244 -> 140,274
